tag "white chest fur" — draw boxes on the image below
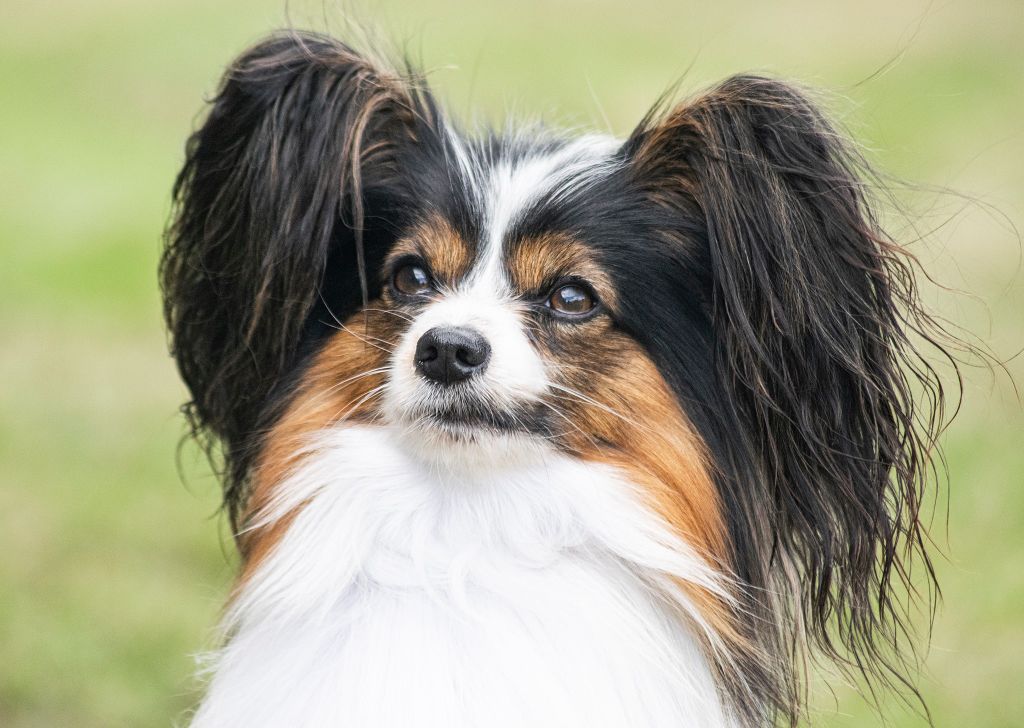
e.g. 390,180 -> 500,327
189,426 -> 732,728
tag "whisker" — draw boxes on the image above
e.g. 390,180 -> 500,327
361,306 -> 415,323
545,381 -> 644,430
316,288 -> 398,352
329,321 -> 398,352
534,399 -> 596,446
293,367 -> 391,411
497,385 -> 593,446
322,382 -> 389,427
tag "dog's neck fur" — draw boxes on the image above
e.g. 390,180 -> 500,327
190,425 -> 734,728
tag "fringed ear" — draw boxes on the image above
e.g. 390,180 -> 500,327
161,31 -> 436,519
625,76 -> 955,713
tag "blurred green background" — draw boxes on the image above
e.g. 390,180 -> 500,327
1,0 -> 1021,725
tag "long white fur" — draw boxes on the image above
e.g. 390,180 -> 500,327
191,426 -> 733,728
188,143 -> 734,727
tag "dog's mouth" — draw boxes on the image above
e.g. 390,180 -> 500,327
409,398 -> 549,441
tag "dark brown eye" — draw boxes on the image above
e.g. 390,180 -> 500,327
392,262 -> 434,297
547,283 -> 596,316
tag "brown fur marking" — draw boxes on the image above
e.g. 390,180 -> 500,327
506,233 -> 617,309
236,305 -> 399,584
550,337 -> 744,651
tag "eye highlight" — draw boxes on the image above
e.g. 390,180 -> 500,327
547,282 -> 597,317
392,261 -> 435,298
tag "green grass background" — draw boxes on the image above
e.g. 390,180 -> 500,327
1,0 -> 1021,725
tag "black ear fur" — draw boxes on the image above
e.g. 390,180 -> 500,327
626,76 -> 954,719
161,31 -> 436,520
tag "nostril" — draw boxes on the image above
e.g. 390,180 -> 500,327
452,330 -> 490,372
455,343 -> 487,368
417,344 -> 439,363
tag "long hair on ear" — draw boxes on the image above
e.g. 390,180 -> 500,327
160,30 -> 437,527
626,76 -> 964,724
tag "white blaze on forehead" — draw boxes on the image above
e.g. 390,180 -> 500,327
470,134 -> 620,294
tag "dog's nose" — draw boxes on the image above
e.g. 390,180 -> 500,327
414,326 -> 491,385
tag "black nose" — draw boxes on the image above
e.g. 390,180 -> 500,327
414,326 -> 491,385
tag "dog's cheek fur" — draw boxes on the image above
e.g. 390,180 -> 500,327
235,305 -> 401,583
556,333 -> 723,561
535,319 -> 750,646
507,235 -> 721,561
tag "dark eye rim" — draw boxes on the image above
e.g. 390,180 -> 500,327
542,277 -> 602,321
389,256 -> 437,300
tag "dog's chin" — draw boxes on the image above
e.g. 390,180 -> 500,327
389,400 -> 551,471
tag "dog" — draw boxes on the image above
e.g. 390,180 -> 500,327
162,29 -> 954,727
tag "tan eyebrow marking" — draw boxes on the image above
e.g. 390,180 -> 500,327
506,232 -> 617,309
387,214 -> 475,287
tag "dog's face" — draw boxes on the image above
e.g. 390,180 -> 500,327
378,141 -> 617,462
318,136 -> 699,468
381,211 -> 611,464
163,31 -> 952,725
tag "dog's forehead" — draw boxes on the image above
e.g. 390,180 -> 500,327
410,132 -> 621,293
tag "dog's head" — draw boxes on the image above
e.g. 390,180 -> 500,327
163,31 -> 952,724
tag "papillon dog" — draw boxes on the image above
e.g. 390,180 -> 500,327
162,30 -> 955,728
